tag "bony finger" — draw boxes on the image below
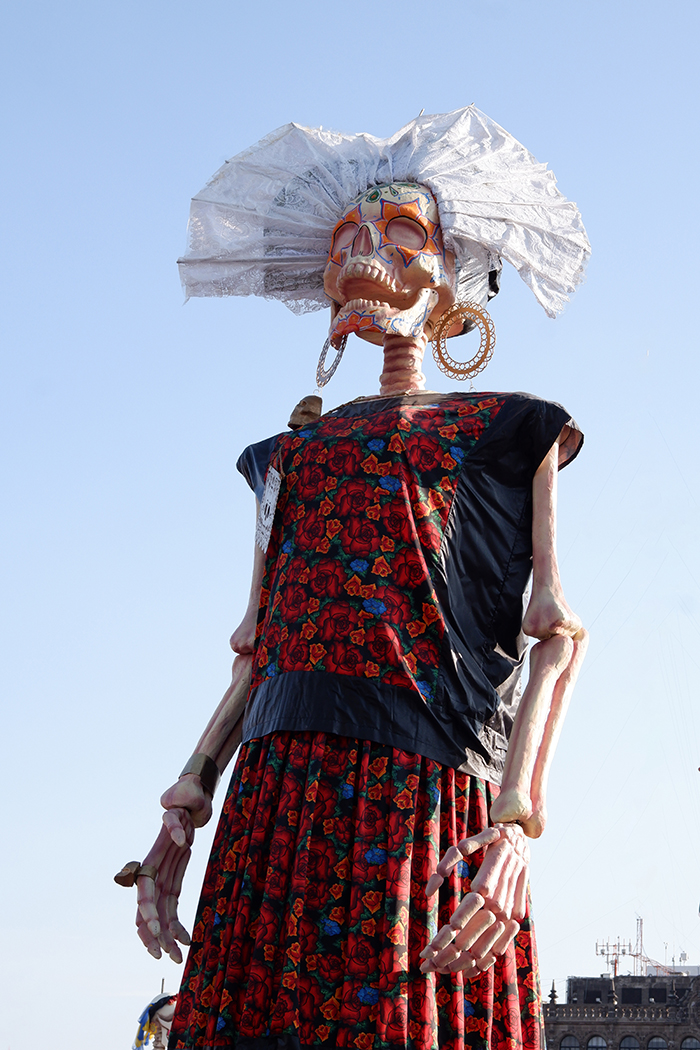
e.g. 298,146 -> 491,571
449,892 -> 485,932
163,811 -> 187,848
137,897 -> 161,931
425,873 -> 444,897
500,857 -> 523,920
470,919 -> 505,962
163,895 -> 191,947
171,826 -> 187,848
487,849 -> 518,914
512,866 -> 529,922
474,950 -> 497,972
181,810 -> 196,844
170,920 -> 191,947
492,919 -> 520,957
454,909 -> 496,951
431,942 -> 461,969
471,840 -> 509,898
447,952 -> 479,975
136,916 -> 162,958
430,923 -> 458,952
169,945 -> 183,964
136,874 -> 159,905
143,826 -> 174,868
164,893 -> 179,925
136,876 -> 160,913
136,917 -> 152,948
155,918 -> 178,954
170,850 -> 192,898
159,848 -> 184,897
436,845 -> 463,878
458,827 -> 501,856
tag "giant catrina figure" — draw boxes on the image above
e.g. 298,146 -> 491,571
116,106 -> 591,1050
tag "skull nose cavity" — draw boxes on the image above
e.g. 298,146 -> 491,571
351,225 -> 373,257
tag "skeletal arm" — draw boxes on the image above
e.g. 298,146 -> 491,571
115,512 -> 265,961
424,434 -> 587,974
522,437 -> 581,640
159,523 -> 266,841
491,435 -> 588,832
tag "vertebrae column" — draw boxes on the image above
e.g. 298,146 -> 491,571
379,333 -> 428,396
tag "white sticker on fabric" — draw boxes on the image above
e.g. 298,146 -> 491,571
255,466 -> 282,553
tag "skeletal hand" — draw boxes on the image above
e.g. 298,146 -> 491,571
132,810 -> 196,963
114,776 -> 211,962
420,825 -> 529,977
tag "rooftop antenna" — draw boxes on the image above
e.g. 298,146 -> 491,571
634,916 -> 644,976
598,918 -> 676,978
596,937 -> 632,977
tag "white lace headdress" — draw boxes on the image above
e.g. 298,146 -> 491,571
178,105 -> 590,319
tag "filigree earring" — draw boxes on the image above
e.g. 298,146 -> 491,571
431,302 -> 495,380
316,335 -> 347,388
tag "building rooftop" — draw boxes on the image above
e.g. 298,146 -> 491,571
544,973 -> 700,1049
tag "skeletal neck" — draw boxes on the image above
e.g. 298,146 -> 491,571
379,334 -> 427,396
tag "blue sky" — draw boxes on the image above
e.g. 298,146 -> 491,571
2,2 -> 700,1047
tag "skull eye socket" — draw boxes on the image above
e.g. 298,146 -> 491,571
385,216 -> 428,251
331,221 -> 358,255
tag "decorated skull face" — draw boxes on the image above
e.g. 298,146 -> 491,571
323,183 -> 457,346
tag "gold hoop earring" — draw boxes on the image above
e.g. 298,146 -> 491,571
431,302 -> 495,381
316,335 -> 347,388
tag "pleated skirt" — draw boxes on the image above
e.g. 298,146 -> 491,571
169,732 -> 543,1050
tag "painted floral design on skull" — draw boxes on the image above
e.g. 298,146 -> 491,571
323,183 -> 457,346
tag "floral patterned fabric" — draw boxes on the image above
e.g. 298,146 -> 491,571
169,732 -> 544,1050
251,395 -> 504,704
240,391 -> 579,779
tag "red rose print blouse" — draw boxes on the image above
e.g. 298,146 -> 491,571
237,391 -> 582,782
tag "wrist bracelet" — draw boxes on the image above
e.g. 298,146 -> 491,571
180,753 -> 221,797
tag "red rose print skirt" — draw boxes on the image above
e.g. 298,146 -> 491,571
169,732 -> 544,1050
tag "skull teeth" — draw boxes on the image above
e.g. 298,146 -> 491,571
339,262 -> 399,295
343,298 -> 385,311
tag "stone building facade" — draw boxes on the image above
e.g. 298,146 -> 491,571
544,974 -> 700,1050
